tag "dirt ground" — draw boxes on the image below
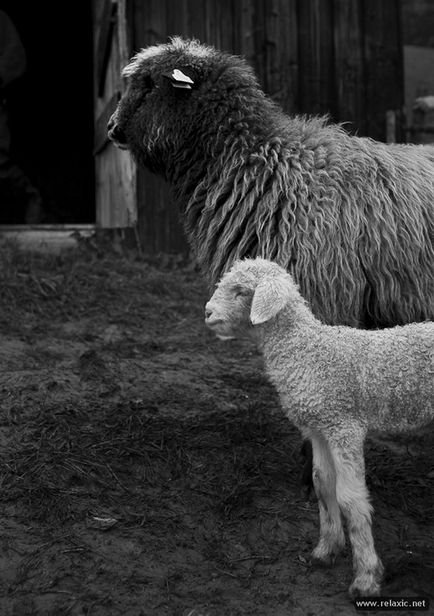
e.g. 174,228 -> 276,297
0,239 -> 433,616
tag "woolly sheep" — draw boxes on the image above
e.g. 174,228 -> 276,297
108,36 -> 434,493
108,36 -> 434,329
205,257 -> 434,598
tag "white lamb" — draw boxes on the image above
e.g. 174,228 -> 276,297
204,257 -> 434,598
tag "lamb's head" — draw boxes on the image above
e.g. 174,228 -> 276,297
107,36 -> 260,175
205,258 -> 295,340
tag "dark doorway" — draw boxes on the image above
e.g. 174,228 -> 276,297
1,2 -> 95,224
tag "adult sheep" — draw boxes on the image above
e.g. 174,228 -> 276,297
108,37 -> 434,328
108,36 -> 434,486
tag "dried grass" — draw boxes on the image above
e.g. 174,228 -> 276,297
0,240 -> 432,615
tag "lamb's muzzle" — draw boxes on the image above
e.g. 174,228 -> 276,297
205,301 -> 236,340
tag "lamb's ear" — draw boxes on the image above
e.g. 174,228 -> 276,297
250,277 -> 291,325
162,68 -> 194,89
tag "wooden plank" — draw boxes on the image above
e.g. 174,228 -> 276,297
238,0 -> 255,62
118,0 -> 132,70
96,147 -> 137,227
298,0 -> 335,117
333,0 -> 366,134
134,0 -> 167,46
94,93 -> 120,154
362,0 -> 404,141
217,0 -> 236,50
186,0 -> 207,41
262,0 -> 298,112
166,0 -> 188,39
96,0 -> 117,96
252,0 -> 266,87
93,0 -> 137,229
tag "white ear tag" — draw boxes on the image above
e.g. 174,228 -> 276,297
163,69 -> 194,89
171,69 -> 194,84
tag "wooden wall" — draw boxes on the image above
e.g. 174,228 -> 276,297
93,0 -> 137,228
124,0 -> 404,254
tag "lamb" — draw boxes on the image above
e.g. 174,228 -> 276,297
205,257 -> 434,598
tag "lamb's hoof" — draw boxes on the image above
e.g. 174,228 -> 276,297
349,569 -> 383,598
311,544 -> 342,567
311,553 -> 335,568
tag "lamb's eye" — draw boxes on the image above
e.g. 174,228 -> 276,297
234,287 -> 249,298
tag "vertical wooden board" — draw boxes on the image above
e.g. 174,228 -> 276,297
133,0 -> 167,47
218,0 -> 237,51
202,0 -> 237,49
237,0 -> 255,62
166,0 -> 188,38
263,0 -> 298,112
96,148 -> 136,228
203,0 -> 216,45
333,0 -> 366,134
362,0 -> 404,141
186,0 -> 207,40
93,0 -> 137,229
252,0 -> 266,88
297,0 -> 335,117
126,0 -> 135,53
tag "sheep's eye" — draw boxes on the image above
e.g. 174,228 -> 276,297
143,75 -> 155,90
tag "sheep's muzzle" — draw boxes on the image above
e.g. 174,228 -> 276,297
107,113 -> 129,150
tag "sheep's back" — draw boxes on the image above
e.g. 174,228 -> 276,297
188,118 -> 434,328
354,322 -> 434,431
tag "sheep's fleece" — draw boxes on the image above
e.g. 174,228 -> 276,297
205,257 -> 434,597
108,36 -> 434,330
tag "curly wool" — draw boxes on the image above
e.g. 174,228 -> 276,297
112,37 -> 434,328
182,113 -> 434,327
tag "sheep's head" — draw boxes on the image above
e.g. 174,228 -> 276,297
205,258 -> 294,340
107,37 -> 260,175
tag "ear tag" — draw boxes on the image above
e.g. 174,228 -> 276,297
171,69 -> 194,84
163,69 -> 194,89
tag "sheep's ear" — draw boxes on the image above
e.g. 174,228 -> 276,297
162,68 -> 194,89
250,277 -> 291,325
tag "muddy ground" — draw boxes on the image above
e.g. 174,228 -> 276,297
0,240 -> 433,616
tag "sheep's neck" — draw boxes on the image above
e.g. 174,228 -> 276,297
254,306 -> 321,361
170,95 -> 285,211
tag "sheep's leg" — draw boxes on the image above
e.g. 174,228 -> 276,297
331,433 -> 384,597
308,430 -> 345,564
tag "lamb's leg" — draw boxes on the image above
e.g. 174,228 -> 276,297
300,439 -> 314,497
308,430 -> 345,564
330,432 -> 384,597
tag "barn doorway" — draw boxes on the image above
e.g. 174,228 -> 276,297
0,2 -> 95,226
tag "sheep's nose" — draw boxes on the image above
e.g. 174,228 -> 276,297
205,307 -> 213,320
107,115 -> 116,131
107,114 -> 127,145
108,122 -> 126,143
